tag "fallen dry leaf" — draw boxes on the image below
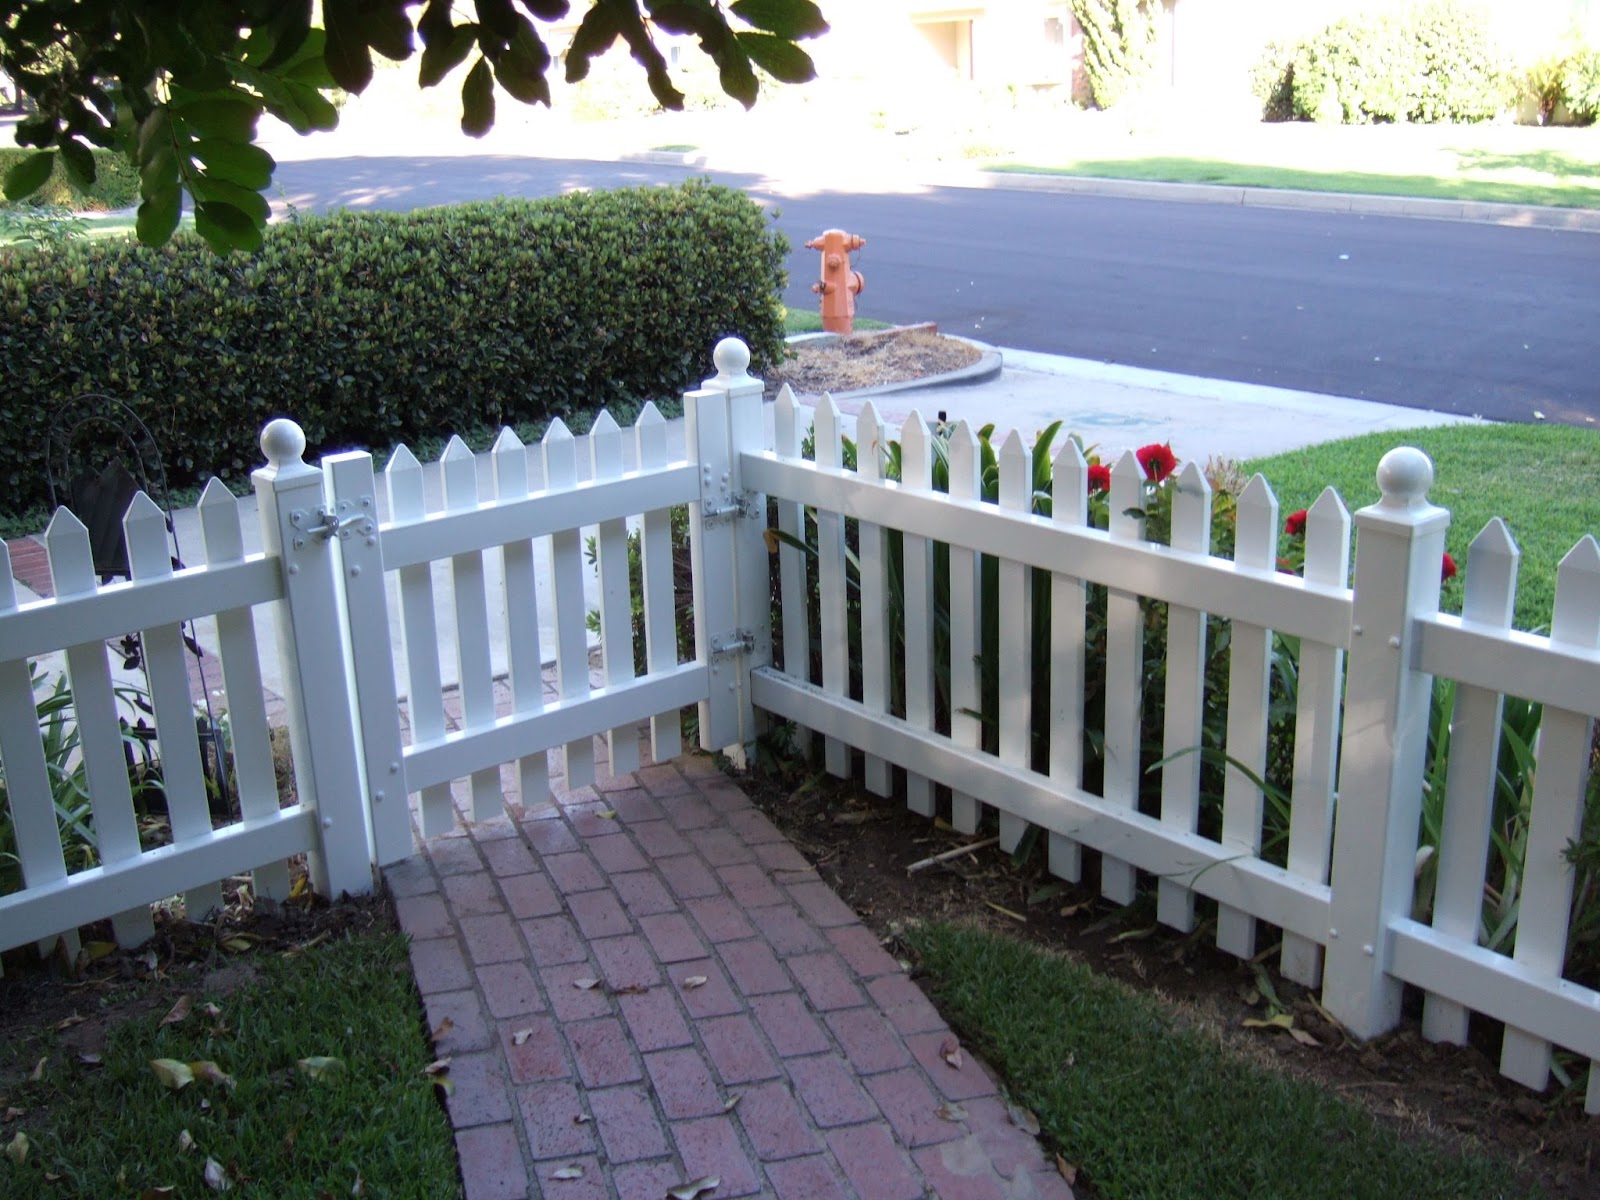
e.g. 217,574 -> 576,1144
609,982 -> 649,995
138,1188 -> 177,1199
161,996 -> 193,1026
1288,1026 -> 1321,1048
1242,1013 -> 1295,1032
78,1053 -> 103,1068
179,1130 -> 196,1155
940,1036 -> 963,1070
572,1113 -> 592,1125
5,1131 -> 27,1165
189,1061 -> 235,1091
572,978 -> 600,991
203,1157 -> 231,1192
667,1177 -> 720,1199
351,1171 -> 365,1196
430,1017 -> 455,1041
220,937 -> 254,954
2,1108 -> 21,1122
512,1028 -> 534,1046
297,1056 -> 344,1081
682,975 -> 708,990
150,1059 -> 195,1090
422,1058 -> 451,1077
721,1093 -> 742,1113
1055,1154 -> 1078,1185
201,1002 -> 223,1021
83,941 -> 118,963
934,1102 -> 967,1122
27,1058 -> 45,1083
54,1014 -> 86,1032
550,1164 -> 584,1180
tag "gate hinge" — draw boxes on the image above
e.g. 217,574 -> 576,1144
710,629 -> 756,660
702,490 -> 759,526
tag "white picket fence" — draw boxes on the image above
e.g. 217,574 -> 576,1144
0,339 -> 1596,1115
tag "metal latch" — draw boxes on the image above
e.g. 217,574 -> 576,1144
710,630 -> 756,660
291,505 -> 372,542
701,490 -> 760,526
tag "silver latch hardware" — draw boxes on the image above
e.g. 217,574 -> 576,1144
701,490 -> 759,526
710,630 -> 756,660
306,507 -> 370,541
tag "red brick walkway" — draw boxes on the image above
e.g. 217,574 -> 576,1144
387,756 -> 1075,1200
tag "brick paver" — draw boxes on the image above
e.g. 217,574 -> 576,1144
383,750 -> 1075,1198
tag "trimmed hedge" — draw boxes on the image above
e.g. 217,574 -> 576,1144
1256,1 -> 1508,124
0,182 -> 787,512
0,147 -> 141,210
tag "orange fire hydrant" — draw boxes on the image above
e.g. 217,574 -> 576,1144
806,229 -> 865,334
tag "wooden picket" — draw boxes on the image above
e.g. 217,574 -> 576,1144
856,402 -> 893,797
386,443 -> 455,839
1280,486 -> 1351,988
1046,438 -> 1088,881
1218,473 -> 1278,960
813,394 -> 850,778
1156,461 -> 1211,934
490,427 -> 552,811
900,413 -> 937,819
1100,451 -> 1144,904
946,422 -> 984,837
544,419 -> 598,791
637,402 -> 683,765
592,412 -> 641,777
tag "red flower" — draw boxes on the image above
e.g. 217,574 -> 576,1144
1284,509 -> 1308,537
1135,442 -> 1178,482
1087,463 -> 1111,493
1441,553 -> 1457,582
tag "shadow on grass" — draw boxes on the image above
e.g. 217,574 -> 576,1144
994,157 -> 1600,210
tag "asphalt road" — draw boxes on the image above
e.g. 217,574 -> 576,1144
272,154 -> 1600,426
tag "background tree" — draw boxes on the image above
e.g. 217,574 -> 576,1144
1071,0 -> 1157,110
0,0 -> 829,251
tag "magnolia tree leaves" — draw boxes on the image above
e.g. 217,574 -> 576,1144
0,0 -> 829,253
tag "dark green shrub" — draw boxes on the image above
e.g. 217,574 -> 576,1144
1285,1 -> 1508,124
1563,47 -> 1600,123
1070,0 -> 1159,110
0,147 -> 140,210
0,182 -> 787,514
1250,41 -> 1298,122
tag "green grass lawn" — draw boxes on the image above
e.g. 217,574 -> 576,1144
997,120 -> 1600,210
0,933 -> 460,1200
907,922 -> 1534,1200
782,306 -> 892,334
1245,423 -> 1600,631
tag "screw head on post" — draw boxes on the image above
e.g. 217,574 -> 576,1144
1375,447 -> 1434,513
261,418 -> 308,469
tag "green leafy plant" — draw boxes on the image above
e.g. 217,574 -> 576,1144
1275,0 -> 1508,125
1562,46 -> 1600,123
1069,0 -> 1158,110
0,184 -> 787,519
0,201 -> 86,247
0,665 -> 162,896
0,146 -> 139,211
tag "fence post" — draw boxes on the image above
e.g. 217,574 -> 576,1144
1322,447 -> 1448,1038
687,338 -> 771,761
253,419 -> 375,898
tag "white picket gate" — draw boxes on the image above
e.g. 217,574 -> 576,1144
0,338 -> 1596,1115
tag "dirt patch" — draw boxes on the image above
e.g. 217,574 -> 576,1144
765,325 -> 982,400
741,765 -> 1598,1200
0,873 -> 395,1104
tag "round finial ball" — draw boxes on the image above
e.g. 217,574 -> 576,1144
261,418 -> 307,468
1375,446 -> 1433,507
712,337 -> 751,381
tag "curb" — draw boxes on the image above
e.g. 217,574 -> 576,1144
623,149 -> 1600,235
781,330 -> 1004,402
